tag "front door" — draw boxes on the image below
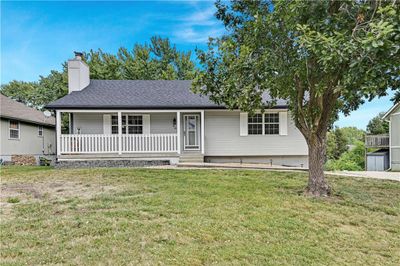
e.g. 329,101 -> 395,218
184,114 -> 200,150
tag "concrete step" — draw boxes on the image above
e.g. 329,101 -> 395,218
180,159 -> 204,163
179,154 -> 204,163
180,155 -> 204,159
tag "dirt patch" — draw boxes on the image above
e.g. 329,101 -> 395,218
0,181 -> 117,212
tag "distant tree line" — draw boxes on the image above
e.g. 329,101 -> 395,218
325,112 -> 391,171
0,36 -> 196,110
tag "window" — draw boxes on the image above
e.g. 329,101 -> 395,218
111,115 -> 143,134
128,115 -> 143,134
111,116 -> 119,134
248,114 -> 263,135
9,120 -> 20,139
247,113 -> 280,135
38,126 -> 43,137
264,113 -> 280,135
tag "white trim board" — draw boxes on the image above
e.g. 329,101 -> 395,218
53,108 -> 288,113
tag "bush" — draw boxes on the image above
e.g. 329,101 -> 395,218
325,141 -> 365,171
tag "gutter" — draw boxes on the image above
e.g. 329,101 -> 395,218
0,115 -> 55,127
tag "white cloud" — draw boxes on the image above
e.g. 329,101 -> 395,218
177,27 -> 224,43
172,4 -> 225,43
183,6 -> 217,26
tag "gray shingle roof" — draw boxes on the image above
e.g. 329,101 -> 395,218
46,80 -> 288,110
0,94 -> 55,126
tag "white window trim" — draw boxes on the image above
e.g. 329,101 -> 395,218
264,112 -> 280,135
38,125 -> 44,137
247,112 -> 280,136
248,113 -> 263,135
9,120 -> 20,140
111,114 -> 144,134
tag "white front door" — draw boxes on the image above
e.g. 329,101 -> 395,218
184,114 -> 200,150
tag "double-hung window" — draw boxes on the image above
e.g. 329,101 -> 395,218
9,120 -> 20,139
111,115 -> 143,134
248,114 -> 263,135
247,113 -> 280,135
127,115 -> 143,134
38,125 -> 43,137
264,113 -> 280,135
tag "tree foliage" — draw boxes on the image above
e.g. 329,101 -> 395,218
366,112 -> 389,134
86,37 -> 195,80
326,127 -> 348,160
0,36 -> 195,110
392,90 -> 400,103
339,127 -> 366,145
193,0 -> 399,196
325,141 -> 365,171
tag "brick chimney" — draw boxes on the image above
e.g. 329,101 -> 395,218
68,51 -> 89,93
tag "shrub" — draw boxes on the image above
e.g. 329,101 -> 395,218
325,141 -> 365,171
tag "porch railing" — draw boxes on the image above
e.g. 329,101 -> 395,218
365,134 -> 389,148
60,133 -> 178,154
121,134 -> 178,153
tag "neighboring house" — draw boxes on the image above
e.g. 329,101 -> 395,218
365,102 -> 400,171
0,95 -> 56,164
46,53 -> 308,167
383,102 -> 400,171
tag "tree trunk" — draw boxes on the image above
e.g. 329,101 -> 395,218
306,134 -> 331,197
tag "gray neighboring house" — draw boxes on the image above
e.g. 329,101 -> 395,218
383,102 -> 400,171
0,94 -> 56,164
46,54 -> 308,167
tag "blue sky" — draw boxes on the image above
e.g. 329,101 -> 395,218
1,0 -> 395,129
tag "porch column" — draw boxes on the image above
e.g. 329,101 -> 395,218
56,110 -> 61,156
201,110 -> 205,154
118,111 -> 122,155
177,111 -> 181,154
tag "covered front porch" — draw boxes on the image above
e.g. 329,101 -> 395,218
55,110 -> 205,162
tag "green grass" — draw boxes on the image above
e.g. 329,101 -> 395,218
1,166 -> 399,265
6,197 -> 20,204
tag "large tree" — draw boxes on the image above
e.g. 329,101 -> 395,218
193,0 -> 399,196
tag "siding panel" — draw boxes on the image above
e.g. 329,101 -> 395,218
150,113 -> 176,134
74,113 -> 104,134
204,111 -> 308,156
0,118 -> 55,156
390,111 -> 400,171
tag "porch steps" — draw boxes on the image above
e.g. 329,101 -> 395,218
179,152 -> 204,163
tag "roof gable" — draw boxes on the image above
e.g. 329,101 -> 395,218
383,102 -> 400,120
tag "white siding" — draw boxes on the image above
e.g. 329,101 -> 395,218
150,113 -> 176,134
0,118 -> 55,156
390,107 -> 400,171
73,113 -> 104,134
204,111 -> 308,156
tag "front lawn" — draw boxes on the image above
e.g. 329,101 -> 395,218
1,166 -> 399,265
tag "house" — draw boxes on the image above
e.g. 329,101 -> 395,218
365,101 -> 400,171
383,101 -> 400,171
46,53 -> 308,167
0,95 -> 56,165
